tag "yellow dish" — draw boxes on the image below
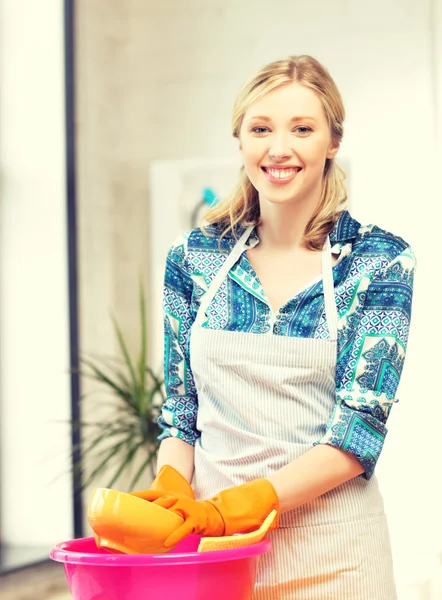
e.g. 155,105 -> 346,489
88,488 -> 184,554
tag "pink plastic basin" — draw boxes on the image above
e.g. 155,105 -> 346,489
50,535 -> 272,600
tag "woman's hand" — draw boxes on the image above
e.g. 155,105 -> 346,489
140,478 -> 280,547
131,464 -> 195,500
148,494 -> 225,547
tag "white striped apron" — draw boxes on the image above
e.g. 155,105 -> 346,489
190,226 -> 397,599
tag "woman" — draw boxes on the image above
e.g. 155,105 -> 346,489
144,55 -> 415,598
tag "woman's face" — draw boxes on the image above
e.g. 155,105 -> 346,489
238,82 -> 339,210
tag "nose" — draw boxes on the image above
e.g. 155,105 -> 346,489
268,133 -> 293,160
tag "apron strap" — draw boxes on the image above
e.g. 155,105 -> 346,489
322,236 -> 338,341
194,225 -> 254,327
195,225 -> 338,341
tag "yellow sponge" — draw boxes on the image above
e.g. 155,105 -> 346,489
197,510 -> 277,552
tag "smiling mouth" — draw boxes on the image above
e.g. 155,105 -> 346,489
262,166 -> 302,180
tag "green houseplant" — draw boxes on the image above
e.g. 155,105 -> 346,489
72,286 -> 165,492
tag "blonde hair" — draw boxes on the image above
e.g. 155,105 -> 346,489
203,55 -> 348,250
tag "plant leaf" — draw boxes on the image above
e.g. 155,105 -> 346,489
65,281 -> 168,491
107,440 -> 144,489
146,367 -> 166,402
110,313 -> 139,400
82,355 -> 133,391
77,428 -> 128,463
81,436 -> 131,490
128,446 -> 158,490
81,361 -> 140,416
80,358 -> 132,400
50,426 -> 131,489
137,282 -> 147,407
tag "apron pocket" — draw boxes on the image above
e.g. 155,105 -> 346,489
254,514 -> 396,600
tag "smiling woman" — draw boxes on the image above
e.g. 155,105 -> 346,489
148,55 -> 415,600
239,83 -> 338,210
203,56 -> 347,253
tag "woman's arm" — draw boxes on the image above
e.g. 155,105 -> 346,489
156,437 -> 195,483
267,444 -> 363,512
156,235 -> 199,482
270,242 -> 416,513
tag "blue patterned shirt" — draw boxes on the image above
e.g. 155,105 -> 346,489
158,211 -> 415,479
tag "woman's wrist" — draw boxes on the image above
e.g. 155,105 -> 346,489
156,437 -> 195,483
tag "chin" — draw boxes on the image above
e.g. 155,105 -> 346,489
262,195 -> 300,207
261,187 -> 301,203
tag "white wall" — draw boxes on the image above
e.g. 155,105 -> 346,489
0,1 -> 73,545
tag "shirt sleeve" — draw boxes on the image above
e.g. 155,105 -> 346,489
314,243 -> 416,479
157,235 -> 200,445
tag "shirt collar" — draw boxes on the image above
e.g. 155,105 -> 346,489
228,209 -> 360,250
329,210 -> 361,244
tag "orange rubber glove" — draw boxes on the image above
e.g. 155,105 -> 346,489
140,478 -> 279,548
131,465 -> 195,500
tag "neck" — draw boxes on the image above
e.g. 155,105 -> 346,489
257,199 -> 318,251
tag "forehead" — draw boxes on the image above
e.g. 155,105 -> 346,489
244,82 -> 326,122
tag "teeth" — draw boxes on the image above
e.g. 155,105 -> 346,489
267,168 -> 298,179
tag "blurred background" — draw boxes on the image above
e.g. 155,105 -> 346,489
0,0 -> 441,598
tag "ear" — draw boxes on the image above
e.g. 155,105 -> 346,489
326,141 -> 340,160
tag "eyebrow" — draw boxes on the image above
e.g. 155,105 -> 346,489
246,115 -> 317,123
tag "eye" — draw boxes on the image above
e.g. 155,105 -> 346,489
251,127 -> 269,134
294,126 -> 312,134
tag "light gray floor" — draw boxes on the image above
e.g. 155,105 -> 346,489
0,561 -> 69,600
0,545 -> 49,576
